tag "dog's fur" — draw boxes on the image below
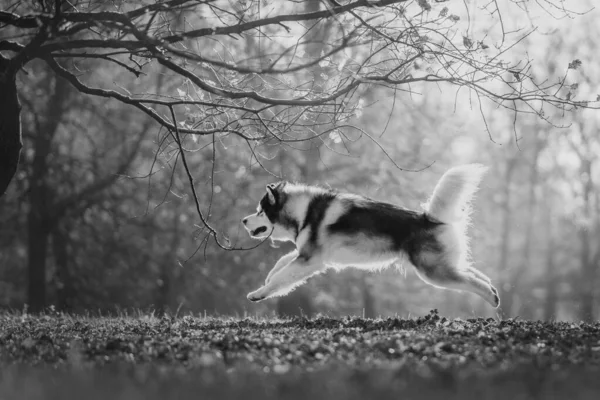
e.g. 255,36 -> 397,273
242,164 -> 500,308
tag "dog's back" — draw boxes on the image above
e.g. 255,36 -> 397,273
316,195 -> 439,269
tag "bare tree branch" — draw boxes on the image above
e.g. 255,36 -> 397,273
2,0 -> 597,249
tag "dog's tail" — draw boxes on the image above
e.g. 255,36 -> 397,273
420,164 -> 498,308
424,164 -> 487,224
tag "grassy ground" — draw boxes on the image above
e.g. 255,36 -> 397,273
1,310 -> 599,400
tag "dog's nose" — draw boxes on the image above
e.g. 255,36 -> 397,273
242,218 -> 248,225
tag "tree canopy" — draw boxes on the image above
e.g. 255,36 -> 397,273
1,1 -> 595,210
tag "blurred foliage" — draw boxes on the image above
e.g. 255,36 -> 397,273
0,0 -> 599,321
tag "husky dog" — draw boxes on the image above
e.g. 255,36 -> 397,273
242,164 -> 499,308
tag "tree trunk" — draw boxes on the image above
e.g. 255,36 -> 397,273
0,57 -> 23,198
157,205 -> 185,315
53,222 -> 75,311
27,132 -> 52,312
498,156 -> 517,318
26,75 -> 70,312
511,136 -> 543,318
543,214 -> 558,320
27,220 -> 49,312
578,240 -> 594,321
578,159 -> 595,321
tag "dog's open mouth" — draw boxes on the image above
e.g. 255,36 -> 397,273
251,226 -> 268,236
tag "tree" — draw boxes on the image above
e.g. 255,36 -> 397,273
14,60 -> 151,312
1,0 -> 596,244
566,121 -> 600,321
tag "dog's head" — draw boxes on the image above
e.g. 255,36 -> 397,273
242,182 -> 293,241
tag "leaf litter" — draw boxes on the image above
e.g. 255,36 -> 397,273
0,310 -> 599,399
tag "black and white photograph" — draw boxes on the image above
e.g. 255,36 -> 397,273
1,0 -> 599,399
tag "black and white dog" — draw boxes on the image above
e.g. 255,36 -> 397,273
242,164 -> 500,308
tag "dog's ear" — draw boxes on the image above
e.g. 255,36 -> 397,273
266,184 -> 277,205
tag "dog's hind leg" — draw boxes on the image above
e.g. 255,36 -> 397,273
413,257 -> 500,308
265,250 -> 299,285
248,253 -> 325,302
466,266 -> 492,284
464,266 -> 499,305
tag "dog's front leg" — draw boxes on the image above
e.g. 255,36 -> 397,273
265,250 -> 298,285
247,253 -> 323,302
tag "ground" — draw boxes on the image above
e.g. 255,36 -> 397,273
0,310 -> 599,399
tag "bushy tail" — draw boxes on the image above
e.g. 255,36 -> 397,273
425,164 -> 487,224
420,164 -> 498,308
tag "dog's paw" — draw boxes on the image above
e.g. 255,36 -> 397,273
247,289 -> 266,302
490,285 -> 500,308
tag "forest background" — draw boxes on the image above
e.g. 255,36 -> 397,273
1,0 -> 599,322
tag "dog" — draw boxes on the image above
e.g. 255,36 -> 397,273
242,164 -> 500,308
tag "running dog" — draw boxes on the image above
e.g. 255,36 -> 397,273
242,164 -> 499,308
